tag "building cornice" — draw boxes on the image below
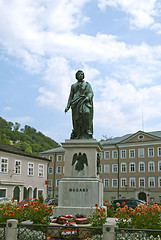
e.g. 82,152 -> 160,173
0,180 -> 24,186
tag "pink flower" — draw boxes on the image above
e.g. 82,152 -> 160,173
34,208 -> 38,212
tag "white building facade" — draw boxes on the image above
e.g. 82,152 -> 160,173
0,142 -> 50,201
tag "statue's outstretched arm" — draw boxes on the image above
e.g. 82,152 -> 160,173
65,86 -> 74,113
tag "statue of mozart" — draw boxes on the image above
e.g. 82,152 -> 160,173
65,70 -> 94,139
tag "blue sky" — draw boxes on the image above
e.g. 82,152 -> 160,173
1,0 -> 161,144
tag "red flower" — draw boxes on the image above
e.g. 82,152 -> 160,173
95,203 -> 98,207
122,202 -> 126,206
7,207 -> 10,210
103,202 -> 106,206
130,211 -> 135,215
45,209 -> 48,212
34,208 -> 38,212
97,214 -> 101,217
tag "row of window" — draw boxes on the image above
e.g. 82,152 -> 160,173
45,155 -> 62,162
49,176 -> 161,189
104,177 -> 161,188
0,158 -> 44,177
101,147 -> 161,159
99,161 -> 161,173
48,161 -> 161,174
48,166 -> 64,174
48,179 -> 60,187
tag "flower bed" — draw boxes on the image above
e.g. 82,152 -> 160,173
115,202 -> 161,229
88,203 -> 107,228
0,198 -> 53,224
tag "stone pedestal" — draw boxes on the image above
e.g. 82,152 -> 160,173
53,139 -> 103,217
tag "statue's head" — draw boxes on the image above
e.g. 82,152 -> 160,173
75,70 -> 85,81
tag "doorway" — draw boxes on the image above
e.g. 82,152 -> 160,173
13,186 -> 20,202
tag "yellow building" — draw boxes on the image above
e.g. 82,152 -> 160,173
40,130 -> 161,204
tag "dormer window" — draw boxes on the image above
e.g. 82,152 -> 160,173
138,135 -> 144,140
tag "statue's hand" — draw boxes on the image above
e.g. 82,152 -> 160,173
65,107 -> 69,113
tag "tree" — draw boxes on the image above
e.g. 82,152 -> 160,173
0,116 -> 59,153
0,134 -> 10,144
15,142 -> 32,153
13,122 -> 21,132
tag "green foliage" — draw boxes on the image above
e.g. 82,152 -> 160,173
88,204 -> 107,228
15,142 -> 32,153
38,195 -> 44,204
0,134 -> 10,144
0,116 -> 59,153
103,200 -> 114,217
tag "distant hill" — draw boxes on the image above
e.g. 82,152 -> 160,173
0,117 -> 59,154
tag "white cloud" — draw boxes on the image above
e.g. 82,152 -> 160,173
1,0 -> 161,141
3,106 -> 13,112
5,116 -> 34,124
36,57 -> 74,110
0,0 -> 90,72
94,78 -> 161,136
97,0 -> 157,29
151,22 -> 161,34
0,0 -> 161,75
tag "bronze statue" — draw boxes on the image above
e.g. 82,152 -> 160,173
65,70 -> 94,139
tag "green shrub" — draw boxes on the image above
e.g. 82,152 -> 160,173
88,204 -> 107,228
